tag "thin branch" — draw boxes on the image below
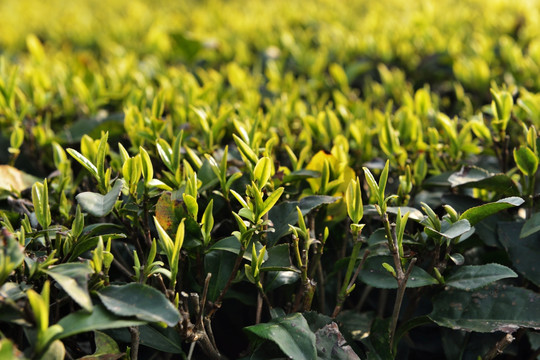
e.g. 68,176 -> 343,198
389,258 -> 417,348
255,292 -> 263,324
112,258 -> 134,279
129,326 -> 140,360
483,333 -> 514,360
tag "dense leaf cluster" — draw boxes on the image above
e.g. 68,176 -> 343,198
1,0 -> 540,359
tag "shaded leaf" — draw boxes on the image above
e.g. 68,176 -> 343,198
448,166 -> 519,195
428,220 -> 471,240
57,305 -> 146,340
445,264 -> 517,290
260,244 -> 294,271
365,317 -> 393,360
520,212 -> 540,238
204,250 -> 237,302
97,283 -> 181,326
244,313 -> 317,360
76,180 -> 124,217
282,169 -> 320,183
336,311 -> 374,341
359,256 -> 438,289
267,195 -> 338,246
107,324 -> 184,354
498,221 -> 540,286
429,285 -> 540,333
44,263 -> 93,312
264,271 -> 300,292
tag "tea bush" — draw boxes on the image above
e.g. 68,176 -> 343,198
0,0 -> 539,359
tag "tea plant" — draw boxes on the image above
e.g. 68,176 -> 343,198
1,0 -> 540,359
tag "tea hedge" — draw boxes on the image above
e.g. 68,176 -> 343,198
1,0 -> 540,359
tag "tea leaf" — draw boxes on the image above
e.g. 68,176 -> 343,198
520,212 -> 540,238
499,221 -> 540,286
97,283 -> 181,326
445,264 -> 517,290
76,180 -> 124,217
244,313 -> 317,360
57,305 -> 146,340
514,146 -> 539,177
459,197 -> 524,226
67,148 -> 98,179
430,285 -> 540,332
44,263 -> 94,312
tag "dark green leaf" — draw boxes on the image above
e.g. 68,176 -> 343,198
445,264 -> 517,290
44,263 -> 94,312
448,166 -> 519,195
59,114 -> 124,144
336,311 -> 374,342
429,285 -> 540,332
267,195 -> 338,246
365,317 -> 393,360
282,170 -> 320,183
107,324 -> 184,354
261,244 -> 293,270
76,180 -> 124,217
460,197 -> 524,226
498,221 -> 540,286
207,236 -> 241,255
264,271 -> 300,292
204,250 -> 238,302
359,256 -> 438,289
68,233 -> 126,262
520,212 -> 540,238
57,305 -> 146,340
97,283 -> 181,326
429,220 -> 471,240
244,313 -> 317,360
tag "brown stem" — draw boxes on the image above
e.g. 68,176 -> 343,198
389,258 -> 417,349
197,274 -> 212,328
129,326 -> 140,360
483,333 -> 514,360
255,292 -> 263,324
